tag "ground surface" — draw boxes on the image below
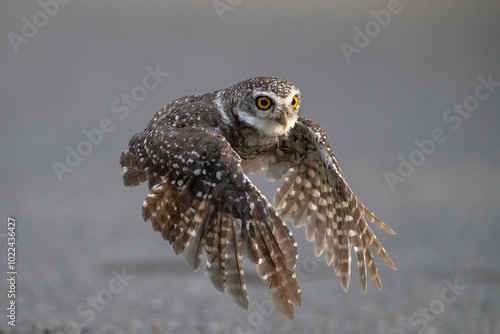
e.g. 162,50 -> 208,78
1,1 -> 499,333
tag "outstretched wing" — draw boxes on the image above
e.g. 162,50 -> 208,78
120,125 -> 301,319
242,117 -> 396,292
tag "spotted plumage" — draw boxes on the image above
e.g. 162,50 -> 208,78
120,76 -> 396,319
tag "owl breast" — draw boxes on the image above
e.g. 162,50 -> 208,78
216,119 -> 284,160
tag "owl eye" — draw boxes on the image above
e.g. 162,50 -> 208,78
291,95 -> 299,109
256,96 -> 272,110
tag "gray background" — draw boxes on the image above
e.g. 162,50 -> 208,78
1,0 -> 499,333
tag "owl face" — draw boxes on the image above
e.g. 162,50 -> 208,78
230,77 -> 301,137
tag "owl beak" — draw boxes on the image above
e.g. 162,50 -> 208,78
275,113 -> 288,129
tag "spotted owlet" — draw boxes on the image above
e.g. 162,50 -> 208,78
120,76 -> 396,319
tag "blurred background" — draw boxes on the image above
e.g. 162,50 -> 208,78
1,1 -> 499,333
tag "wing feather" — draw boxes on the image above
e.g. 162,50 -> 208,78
242,117 -> 396,292
225,218 -> 249,309
121,125 -> 301,318
205,209 -> 225,292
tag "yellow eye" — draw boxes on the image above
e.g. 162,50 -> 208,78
291,95 -> 299,109
256,96 -> 272,110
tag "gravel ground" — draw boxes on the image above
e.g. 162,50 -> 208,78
1,1 -> 499,333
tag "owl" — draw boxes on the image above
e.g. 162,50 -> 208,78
120,77 -> 396,319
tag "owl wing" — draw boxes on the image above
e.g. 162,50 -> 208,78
120,124 -> 301,319
242,117 -> 396,292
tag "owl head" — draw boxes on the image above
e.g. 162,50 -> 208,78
227,77 -> 301,137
